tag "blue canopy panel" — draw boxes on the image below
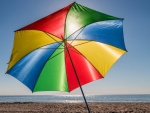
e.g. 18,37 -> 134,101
7,43 -> 61,91
67,20 -> 126,51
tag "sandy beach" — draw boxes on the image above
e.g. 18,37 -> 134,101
0,102 -> 150,113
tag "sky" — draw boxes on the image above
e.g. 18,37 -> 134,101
0,0 -> 150,95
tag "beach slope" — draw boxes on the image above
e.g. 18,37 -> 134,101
0,102 -> 150,112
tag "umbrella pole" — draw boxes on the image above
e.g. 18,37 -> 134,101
78,80 -> 91,113
66,47 -> 91,113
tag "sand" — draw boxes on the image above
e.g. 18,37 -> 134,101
0,102 -> 150,113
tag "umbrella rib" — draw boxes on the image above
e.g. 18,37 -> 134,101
69,39 -> 127,51
44,32 -> 64,47
66,40 -> 94,57
67,27 -> 85,46
67,42 -> 104,79
48,50 -> 64,61
31,44 -> 63,92
66,49 -> 81,55
68,40 -> 93,48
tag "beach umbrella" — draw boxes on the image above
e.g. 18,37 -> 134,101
6,2 -> 127,112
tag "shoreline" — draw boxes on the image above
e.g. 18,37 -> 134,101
0,102 -> 150,112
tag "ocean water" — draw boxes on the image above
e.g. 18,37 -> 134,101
0,94 -> 150,103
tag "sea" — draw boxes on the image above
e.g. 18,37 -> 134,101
0,94 -> 150,103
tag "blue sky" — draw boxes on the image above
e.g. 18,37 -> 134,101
0,0 -> 150,95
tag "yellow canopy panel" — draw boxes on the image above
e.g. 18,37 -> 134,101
68,40 -> 126,76
7,30 -> 62,71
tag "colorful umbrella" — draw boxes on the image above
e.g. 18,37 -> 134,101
7,2 -> 127,112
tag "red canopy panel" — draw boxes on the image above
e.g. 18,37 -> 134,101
65,43 -> 103,92
17,4 -> 73,39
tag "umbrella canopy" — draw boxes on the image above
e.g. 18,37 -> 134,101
7,2 -> 127,93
